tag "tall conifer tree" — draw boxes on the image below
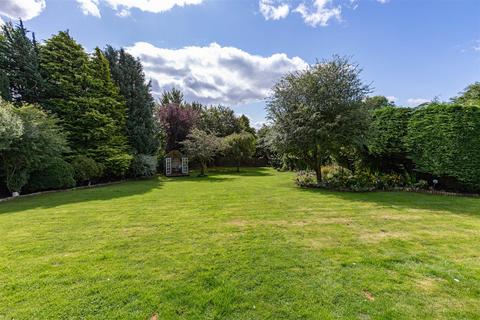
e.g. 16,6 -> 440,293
104,46 -> 160,155
39,32 -> 131,177
0,20 -> 43,103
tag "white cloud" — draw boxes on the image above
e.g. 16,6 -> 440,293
116,8 -> 130,17
76,0 -> 101,18
407,98 -> 430,106
473,40 -> 480,52
259,0 -> 391,26
254,121 -> 267,129
0,0 -> 46,21
293,0 -> 341,27
126,42 -> 308,106
76,0 -> 205,17
259,0 -> 290,20
386,96 -> 397,103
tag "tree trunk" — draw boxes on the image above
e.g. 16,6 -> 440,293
315,166 -> 322,185
236,159 -> 240,172
200,162 -> 206,176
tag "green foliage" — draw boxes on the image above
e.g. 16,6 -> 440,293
238,114 -> 256,135
296,166 -> 418,192
0,101 -> 68,194
452,82 -> 480,106
0,20 -> 44,103
70,155 -> 103,184
363,95 -> 395,110
5,170 -> 28,194
0,69 -> 10,101
39,32 -> 131,177
161,87 -> 184,105
96,147 -> 133,178
198,105 -> 243,137
130,154 -> 157,177
181,129 -> 224,175
39,31 -> 90,99
267,56 -> 370,183
367,106 -> 413,172
104,46 -> 160,155
224,132 -> 256,172
0,100 -> 23,150
406,103 -> 480,188
368,106 -> 412,155
25,158 -> 75,192
294,170 -> 317,186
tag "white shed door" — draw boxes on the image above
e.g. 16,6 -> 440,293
165,158 -> 172,175
181,157 -> 188,174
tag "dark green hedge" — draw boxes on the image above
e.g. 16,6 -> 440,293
25,158 -> 76,192
366,106 -> 413,172
406,103 -> 480,188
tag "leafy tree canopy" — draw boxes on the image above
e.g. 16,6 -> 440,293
267,56 -> 370,183
224,132 -> 256,172
157,103 -> 199,152
181,128 -> 224,176
0,101 -> 69,194
363,95 -> 395,110
452,82 -> 480,106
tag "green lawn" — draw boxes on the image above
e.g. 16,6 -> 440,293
1,168 -> 480,319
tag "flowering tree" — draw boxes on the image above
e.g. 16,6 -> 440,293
181,129 -> 224,176
157,103 -> 199,152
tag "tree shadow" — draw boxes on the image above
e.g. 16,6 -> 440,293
298,187 -> 480,217
167,174 -> 236,183
0,177 -> 164,215
167,167 -> 273,183
207,167 -> 273,177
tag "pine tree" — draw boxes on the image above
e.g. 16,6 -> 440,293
104,46 -> 160,155
0,20 -> 44,103
39,31 -> 89,101
39,32 -> 132,177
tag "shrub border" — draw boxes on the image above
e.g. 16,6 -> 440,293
297,184 -> 479,197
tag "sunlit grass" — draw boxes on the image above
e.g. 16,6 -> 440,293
1,168 -> 479,319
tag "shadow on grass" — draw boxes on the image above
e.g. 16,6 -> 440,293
167,167 -> 273,183
205,167 -> 273,177
167,175 -> 236,183
0,177 -> 163,215
0,168 -> 272,215
298,186 -> 480,217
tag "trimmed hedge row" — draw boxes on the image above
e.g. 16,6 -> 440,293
406,104 -> 480,188
369,103 -> 480,191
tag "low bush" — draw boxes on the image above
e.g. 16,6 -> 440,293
130,154 -> 157,177
71,155 -> 103,185
295,166 -> 428,192
294,171 -> 317,186
93,147 -> 133,178
25,158 -> 76,192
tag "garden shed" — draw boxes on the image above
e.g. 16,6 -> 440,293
165,150 -> 189,176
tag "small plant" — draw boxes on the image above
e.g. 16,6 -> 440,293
130,154 -> 157,177
294,171 -> 317,187
71,155 -> 104,185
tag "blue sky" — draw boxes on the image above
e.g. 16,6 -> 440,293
1,0 -> 479,127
